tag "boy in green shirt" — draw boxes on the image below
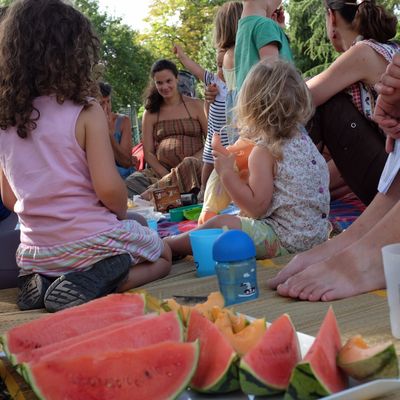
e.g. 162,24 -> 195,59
235,0 -> 293,90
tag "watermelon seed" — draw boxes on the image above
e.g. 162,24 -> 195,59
145,370 -> 152,378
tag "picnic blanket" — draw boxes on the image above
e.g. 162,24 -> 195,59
157,194 -> 365,238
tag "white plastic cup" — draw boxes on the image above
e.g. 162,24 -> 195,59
382,243 -> 400,338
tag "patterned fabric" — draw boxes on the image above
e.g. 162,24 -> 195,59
127,100 -> 205,195
17,219 -> 163,277
262,127 -> 331,253
203,71 -> 228,164
240,216 -> 289,259
154,103 -> 204,170
347,40 -> 400,119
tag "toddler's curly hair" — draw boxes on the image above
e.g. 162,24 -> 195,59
236,58 -> 314,159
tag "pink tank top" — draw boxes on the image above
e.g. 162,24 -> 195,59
0,96 -> 120,246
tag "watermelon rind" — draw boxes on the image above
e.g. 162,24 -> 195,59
0,334 -> 12,363
239,361 -> 282,396
190,353 -> 240,393
284,362 -> 331,400
22,340 -> 200,400
338,343 -> 399,382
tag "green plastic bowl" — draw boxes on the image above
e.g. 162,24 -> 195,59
183,206 -> 202,221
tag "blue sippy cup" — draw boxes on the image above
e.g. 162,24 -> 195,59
213,230 -> 259,306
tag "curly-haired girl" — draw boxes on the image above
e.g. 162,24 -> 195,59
0,0 -> 171,312
165,58 -> 330,260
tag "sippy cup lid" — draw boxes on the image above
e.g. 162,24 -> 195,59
212,230 -> 256,262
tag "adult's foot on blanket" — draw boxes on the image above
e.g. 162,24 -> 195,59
272,240 -> 386,301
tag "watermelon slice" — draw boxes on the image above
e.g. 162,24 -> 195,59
186,309 -> 239,393
23,341 -> 199,400
285,307 -> 348,400
239,314 -> 301,396
1,293 -> 145,365
18,312 -> 182,367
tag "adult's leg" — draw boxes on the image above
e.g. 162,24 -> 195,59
269,172 -> 400,289
268,173 -> 400,300
308,92 -> 388,205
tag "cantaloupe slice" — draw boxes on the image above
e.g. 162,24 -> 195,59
337,335 -> 399,382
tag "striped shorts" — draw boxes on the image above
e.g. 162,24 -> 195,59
16,220 -> 164,277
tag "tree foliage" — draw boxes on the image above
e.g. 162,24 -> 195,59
74,0 -> 153,111
287,0 -> 400,77
141,0 -> 225,74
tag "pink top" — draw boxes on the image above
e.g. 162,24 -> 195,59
0,96 -> 120,246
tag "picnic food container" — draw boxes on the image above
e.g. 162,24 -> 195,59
169,204 -> 203,222
213,230 -> 259,306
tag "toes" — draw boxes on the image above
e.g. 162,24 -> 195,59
267,256 -> 307,289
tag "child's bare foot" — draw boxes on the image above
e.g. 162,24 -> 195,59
275,240 -> 385,301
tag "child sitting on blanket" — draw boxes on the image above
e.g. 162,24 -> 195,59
0,0 -> 171,312
165,59 -> 331,259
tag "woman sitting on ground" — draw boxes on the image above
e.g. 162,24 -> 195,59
305,0 -> 399,205
125,59 -> 207,200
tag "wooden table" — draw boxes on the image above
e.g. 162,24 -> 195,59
0,256 -> 399,399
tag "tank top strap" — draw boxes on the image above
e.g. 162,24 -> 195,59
182,98 -> 193,120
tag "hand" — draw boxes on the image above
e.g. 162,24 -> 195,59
204,83 -> 218,104
173,43 -> 184,59
212,149 -> 235,176
272,5 -> 285,28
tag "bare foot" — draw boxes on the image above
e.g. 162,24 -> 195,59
275,241 -> 385,301
267,232 -> 354,289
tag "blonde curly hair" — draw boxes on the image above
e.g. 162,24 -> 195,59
236,58 -> 314,159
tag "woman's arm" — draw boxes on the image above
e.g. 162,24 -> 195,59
0,168 -> 17,211
173,44 -> 206,83
77,102 -> 128,220
109,115 -> 133,168
215,145 -> 274,218
142,110 -> 170,178
307,43 -> 388,107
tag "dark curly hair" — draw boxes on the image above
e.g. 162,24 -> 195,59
326,0 -> 397,42
0,0 -> 100,138
143,59 -> 179,114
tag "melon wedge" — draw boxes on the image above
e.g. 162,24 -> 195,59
285,307 -> 348,400
23,341 -> 199,400
1,293 -> 145,365
337,335 -> 399,381
240,314 -> 301,395
186,309 -> 239,393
